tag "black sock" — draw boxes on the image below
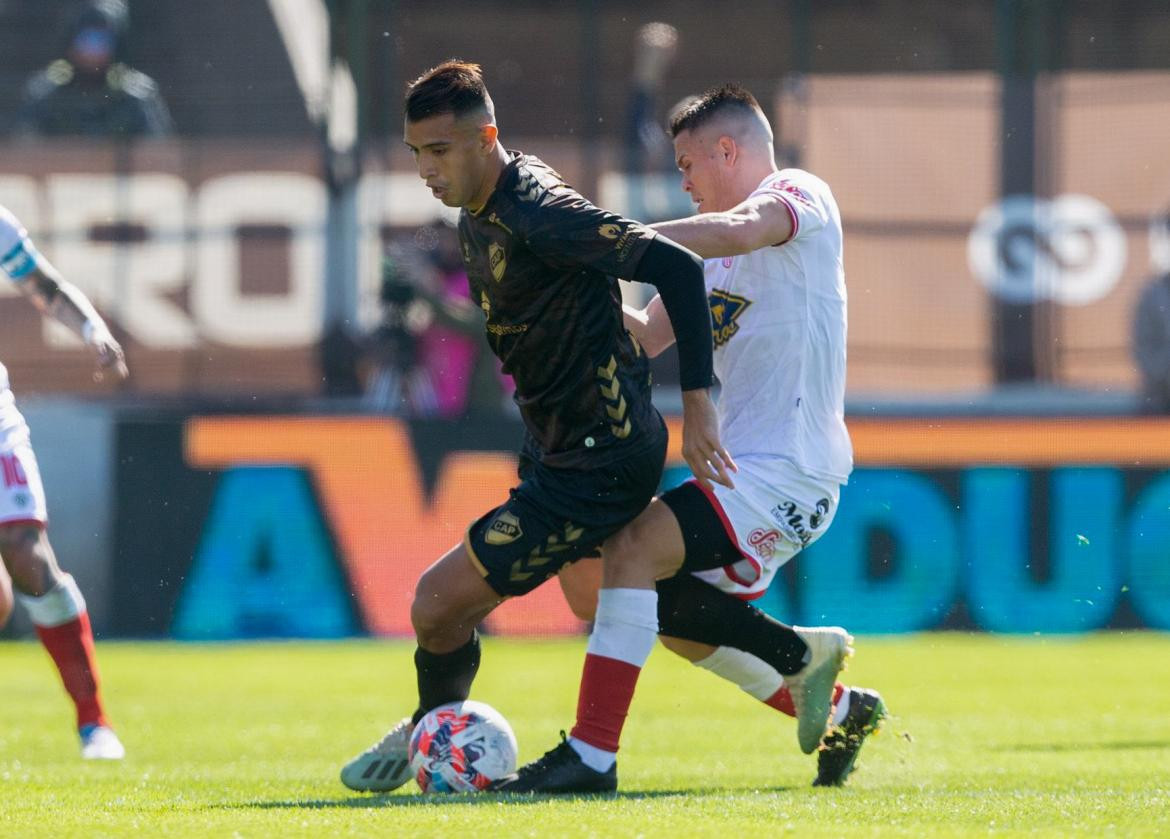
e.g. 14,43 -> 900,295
656,575 -> 809,675
412,630 -> 481,724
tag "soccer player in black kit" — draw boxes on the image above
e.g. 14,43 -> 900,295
340,60 -> 734,794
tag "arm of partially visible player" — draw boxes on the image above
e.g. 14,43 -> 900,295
622,294 -> 675,358
15,261 -> 129,380
1,205 -> 126,378
649,193 -> 795,259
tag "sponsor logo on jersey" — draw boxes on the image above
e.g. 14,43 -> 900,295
599,222 -> 642,263
485,511 -> 523,545
488,243 -> 506,282
708,288 -> 752,348
486,212 -> 513,235
486,322 -> 529,336
747,528 -> 781,559
769,179 -> 813,207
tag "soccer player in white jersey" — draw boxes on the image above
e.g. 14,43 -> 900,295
0,204 -> 127,759
498,84 -> 886,793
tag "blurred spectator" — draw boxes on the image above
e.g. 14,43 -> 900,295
624,22 -> 678,180
622,22 -> 693,224
14,0 -> 173,138
1132,210 -> 1170,413
364,223 -> 511,418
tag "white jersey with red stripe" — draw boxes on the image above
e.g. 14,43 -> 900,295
705,168 -> 851,484
690,168 -> 851,598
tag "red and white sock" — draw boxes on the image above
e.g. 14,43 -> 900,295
694,646 -> 848,724
20,574 -> 108,730
568,587 -> 657,772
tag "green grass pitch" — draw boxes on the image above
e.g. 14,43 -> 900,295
2,633 -> 1168,837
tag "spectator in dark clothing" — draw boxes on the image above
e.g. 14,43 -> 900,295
14,0 -> 173,138
1133,270 -> 1170,414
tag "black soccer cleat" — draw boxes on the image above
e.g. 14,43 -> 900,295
813,688 -> 888,787
489,733 -> 617,794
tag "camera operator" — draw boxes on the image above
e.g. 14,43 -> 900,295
364,224 -> 513,417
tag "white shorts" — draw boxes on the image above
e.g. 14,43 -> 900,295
0,392 -> 48,526
686,456 -> 839,600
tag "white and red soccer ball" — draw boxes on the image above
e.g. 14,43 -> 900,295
408,700 -> 518,793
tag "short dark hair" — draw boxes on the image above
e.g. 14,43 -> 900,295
669,84 -> 762,137
405,60 -> 493,123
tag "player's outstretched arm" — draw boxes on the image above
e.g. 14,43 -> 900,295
17,261 -> 128,381
622,294 -> 675,358
650,193 -> 794,259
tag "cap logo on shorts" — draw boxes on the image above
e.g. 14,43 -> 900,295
486,511 -> 523,545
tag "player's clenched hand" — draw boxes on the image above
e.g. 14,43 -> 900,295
681,388 -> 736,490
84,322 -> 129,381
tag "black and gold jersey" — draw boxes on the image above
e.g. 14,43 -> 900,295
459,151 -> 662,467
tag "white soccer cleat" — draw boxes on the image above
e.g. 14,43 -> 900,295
786,626 -> 853,754
80,725 -> 125,760
340,717 -> 414,792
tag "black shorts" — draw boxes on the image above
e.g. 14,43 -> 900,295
467,434 -> 667,597
658,480 -> 744,573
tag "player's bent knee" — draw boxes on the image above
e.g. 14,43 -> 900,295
410,552 -> 496,645
410,576 -> 453,641
0,524 -> 54,595
0,523 -> 39,557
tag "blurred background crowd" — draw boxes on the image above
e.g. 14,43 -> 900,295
2,0 -> 1169,417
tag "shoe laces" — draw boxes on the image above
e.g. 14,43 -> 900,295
368,717 -> 413,755
516,731 -> 576,777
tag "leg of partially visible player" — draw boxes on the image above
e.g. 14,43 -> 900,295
0,522 -> 123,760
658,618 -> 886,787
660,634 -> 846,720
0,559 -> 13,629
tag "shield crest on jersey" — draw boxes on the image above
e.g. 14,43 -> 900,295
708,288 -> 752,347
489,243 -> 506,282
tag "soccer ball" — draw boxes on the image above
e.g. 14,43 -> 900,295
408,700 -> 518,793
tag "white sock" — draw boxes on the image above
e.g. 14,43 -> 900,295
693,646 -> 784,701
831,688 -> 852,725
583,587 -> 658,662
568,587 -> 658,772
567,736 -> 618,773
19,574 -> 86,627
